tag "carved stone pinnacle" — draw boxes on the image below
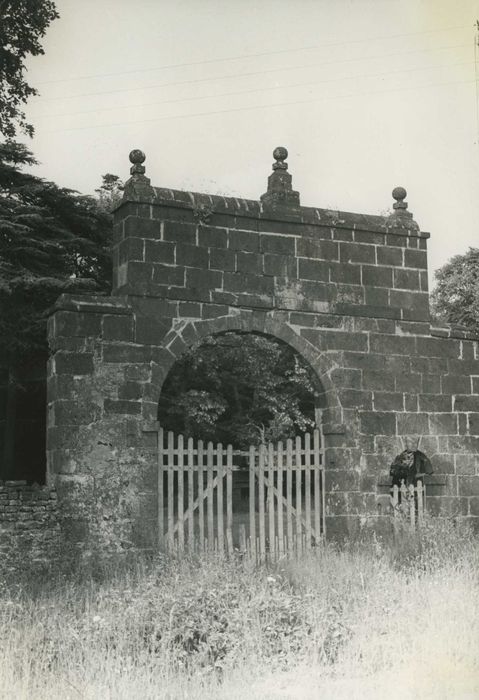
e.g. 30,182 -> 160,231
261,146 -> 300,208
129,149 -> 146,176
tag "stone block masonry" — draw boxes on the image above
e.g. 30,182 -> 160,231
45,147 -> 479,553
112,187 -> 430,323
0,481 -> 60,567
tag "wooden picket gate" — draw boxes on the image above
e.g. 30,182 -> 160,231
157,428 -> 325,560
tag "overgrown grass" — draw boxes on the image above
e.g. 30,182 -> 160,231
1,518 -> 478,699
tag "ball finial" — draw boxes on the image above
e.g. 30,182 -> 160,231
392,186 -> 407,202
129,149 -> 146,177
388,185 -> 419,229
272,146 -> 288,171
129,149 -> 146,165
273,146 -> 288,163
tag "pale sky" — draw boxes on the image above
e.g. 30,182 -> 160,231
23,0 -> 479,286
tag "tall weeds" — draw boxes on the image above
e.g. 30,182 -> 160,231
0,517 -> 478,699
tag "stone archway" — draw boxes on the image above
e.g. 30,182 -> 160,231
151,315 -> 333,557
145,310 -> 348,548
46,147 -> 479,559
149,310 -> 341,429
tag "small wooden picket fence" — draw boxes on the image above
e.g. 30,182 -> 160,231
157,428 -> 325,561
390,480 -> 426,529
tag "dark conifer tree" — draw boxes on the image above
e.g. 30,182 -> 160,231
0,142 -> 112,480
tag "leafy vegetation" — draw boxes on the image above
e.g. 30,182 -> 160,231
0,142 -> 112,363
0,520 -> 477,699
431,247 -> 479,335
0,142 -> 113,479
0,0 -> 59,139
158,332 -> 319,448
94,173 -> 124,214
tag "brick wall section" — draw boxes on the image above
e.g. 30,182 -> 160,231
45,175 -> 479,549
0,481 -> 60,566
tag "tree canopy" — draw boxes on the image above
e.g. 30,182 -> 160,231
95,173 -> 124,214
158,333 -> 318,449
0,141 -> 112,366
0,0 -> 59,139
0,142 -> 114,480
430,247 -> 479,336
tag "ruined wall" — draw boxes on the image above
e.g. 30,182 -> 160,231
0,481 -> 59,568
45,148 -> 479,553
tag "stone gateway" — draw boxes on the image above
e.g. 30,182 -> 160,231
46,148 -> 479,555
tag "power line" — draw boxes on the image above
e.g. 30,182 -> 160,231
41,76 -> 475,134
474,21 -> 479,144
34,43 -> 470,120
35,23 -> 469,86
34,58 -> 474,122
33,41 -> 469,104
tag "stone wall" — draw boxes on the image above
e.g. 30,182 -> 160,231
0,481 -> 60,567
45,148 -> 479,552
112,190 -> 429,324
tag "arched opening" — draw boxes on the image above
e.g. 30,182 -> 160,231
157,331 -> 324,449
155,329 -> 329,558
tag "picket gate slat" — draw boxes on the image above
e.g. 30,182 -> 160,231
304,432 -> 312,550
408,483 -> 416,531
268,442 -> 275,559
226,445 -> 233,554
258,444 -> 266,562
295,435 -> 302,555
187,437 -> 194,545
217,444 -> 224,552
249,445 -> 256,560
277,441 -> 284,557
286,438 -> 294,552
207,442 -> 214,551
391,484 -> 399,513
167,431 -> 174,550
239,524 -> 246,552
177,434 -> 184,552
158,427 -> 164,545
198,440 -> 205,552
313,429 -> 321,541
321,468 -> 326,537
417,479 -> 424,526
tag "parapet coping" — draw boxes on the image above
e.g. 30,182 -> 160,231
116,184 -> 430,239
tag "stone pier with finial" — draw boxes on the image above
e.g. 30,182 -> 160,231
260,146 -> 300,208
45,146 -> 479,558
